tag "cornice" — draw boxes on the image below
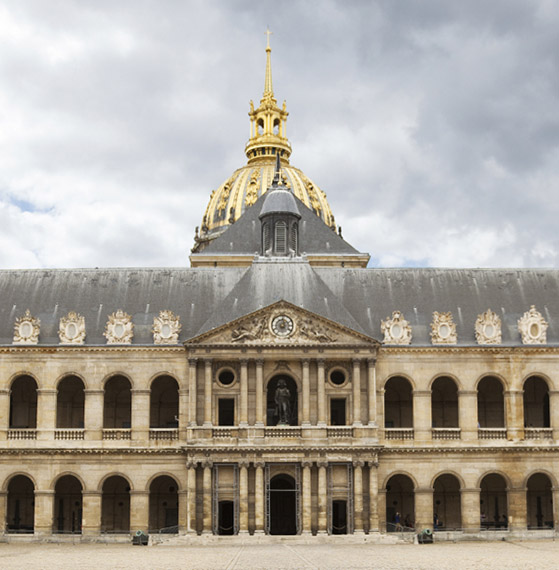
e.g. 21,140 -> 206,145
380,445 -> 559,455
378,345 -> 559,356
0,448 -> 184,456
0,345 -> 186,354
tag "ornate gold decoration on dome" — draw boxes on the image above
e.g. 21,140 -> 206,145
245,170 -> 261,207
300,172 -> 322,213
216,175 -> 235,215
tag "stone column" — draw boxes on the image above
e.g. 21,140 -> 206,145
414,487 -> 434,532
255,360 -> 264,426
239,461 -> 249,533
239,360 -> 248,426
186,461 -> 197,533
368,460 -> 379,532
317,461 -> 328,533
378,389 -> 385,438
302,461 -> 312,534
413,391 -> 432,442
378,489 -> 387,532
202,461 -> 213,534
367,359 -> 377,426
508,486 -> 527,531
203,360 -> 213,426
549,391 -> 559,440
0,491 -> 7,533
302,359 -> 310,426
460,487 -> 481,532
178,388 -> 188,439
34,490 -> 54,536
188,358 -> 198,426
254,462 -> 265,534
82,490 -> 102,536
131,389 -> 150,442
178,489 -> 188,533
458,390 -> 478,442
84,389 -> 104,440
0,389 -> 9,440
552,487 -> 559,530
37,389 -> 57,440
130,490 -> 149,532
505,390 -> 523,440
353,460 -> 364,533
352,360 -> 362,425
317,360 -> 326,426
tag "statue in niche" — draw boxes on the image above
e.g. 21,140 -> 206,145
274,379 -> 292,425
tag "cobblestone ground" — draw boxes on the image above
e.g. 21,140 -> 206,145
1,540 -> 558,569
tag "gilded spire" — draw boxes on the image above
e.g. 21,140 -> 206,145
263,29 -> 274,100
245,32 -> 291,165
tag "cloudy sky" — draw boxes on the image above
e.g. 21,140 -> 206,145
1,0 -> 558,269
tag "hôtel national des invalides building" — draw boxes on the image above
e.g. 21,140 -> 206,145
1,38 -> 559,542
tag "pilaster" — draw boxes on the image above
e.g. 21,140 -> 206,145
131,389 -> 150,442
84,389 -> 104,440
129,490 -> 149,532
508,486 -> 527,531
203,360 -> 212,426
414,487 -> 434,531
37,389 -> 57,440
367,359 -> 377,426
317,360 -> 326,426
188,358 -> 198,427
352,360 -> 362,426
458,390 -> 478,442
460,487 -> 481,532
81,490 -> 102,536
34,490 -> 54,536
353,460 -> 364,533
413,391 -> 432,443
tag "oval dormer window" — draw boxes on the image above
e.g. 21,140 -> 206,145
483,323 -> 494,338
438,324 -> 450,339
390,323 -> 402,340
160,323 -> 172,339
114,323 -> 125,338
65,322 -> 77,339
20,321 -> 33,338
529,322 -> 540,338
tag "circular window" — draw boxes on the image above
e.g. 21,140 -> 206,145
217,368 -> 236,386
329,369 -> 347,386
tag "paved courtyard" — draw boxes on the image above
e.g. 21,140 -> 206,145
0,539 -> 558,569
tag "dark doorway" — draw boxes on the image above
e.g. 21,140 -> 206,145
54,475 -> 82,534
330,398 -> 346,426
269,474 -> 297,535
218,501 -> 235,535
266,375 -> 298,426
332,500 -> 348,534
6,475 -> 34,533
218,399 -> 235,426
149,475 -> 178,532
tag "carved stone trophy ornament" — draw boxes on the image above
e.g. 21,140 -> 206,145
381,310 -> 412,345
518,305 -> 548,344
430,311 -> 457,345
475,309 -> 502,344
104,310 -> 134,344
13,309 -> 40,344
59,311 -> 86,345
152,310 -> 181,344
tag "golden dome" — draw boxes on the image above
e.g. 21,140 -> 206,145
194,37 -> 335,252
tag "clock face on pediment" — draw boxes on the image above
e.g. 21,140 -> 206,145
186,302 -> 377,346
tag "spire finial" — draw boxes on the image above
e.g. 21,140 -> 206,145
264,28 -> 273,98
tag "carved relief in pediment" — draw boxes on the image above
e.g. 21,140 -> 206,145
104,310 -> 134,344
227,310 -> 340,344
430,311 -> 457,345
381,311 -> 412,345
59,311 -> 86,345
152,310 -> 181,344
13,309 -> 40,345
475,309 -> 501,345
518,305 -> 547,345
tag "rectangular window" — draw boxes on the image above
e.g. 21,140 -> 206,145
218,398 -> 235,426
330,398 -> 346,426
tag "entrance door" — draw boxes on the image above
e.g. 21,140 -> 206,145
268,474 -> 298,535
217,501 -> 235,535
332,500 -> 347,534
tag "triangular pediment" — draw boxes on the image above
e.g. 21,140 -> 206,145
186,301 -> 378,346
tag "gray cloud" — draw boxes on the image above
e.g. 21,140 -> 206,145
0,0 -> 558,269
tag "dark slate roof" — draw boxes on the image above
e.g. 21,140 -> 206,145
260,188 -> 300,217
314,267 -> 559,345
194,191 -> 360,256
0,267 -> 247,345
1,265 -> 559,346
194,260 -> 367,337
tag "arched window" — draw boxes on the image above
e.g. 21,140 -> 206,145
431,377 -> 458,428
523,376 -> 550,428
150,376 -> 179,428
262,222 -> 271,253
56,376 -> 85,428
104,375 -> 132,429
477,376 -> 505,428
384,377 -> 413,428
290,222 -> 298,254
9,375 -> 37,429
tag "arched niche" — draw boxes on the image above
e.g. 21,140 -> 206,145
266,375 -> 298,426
